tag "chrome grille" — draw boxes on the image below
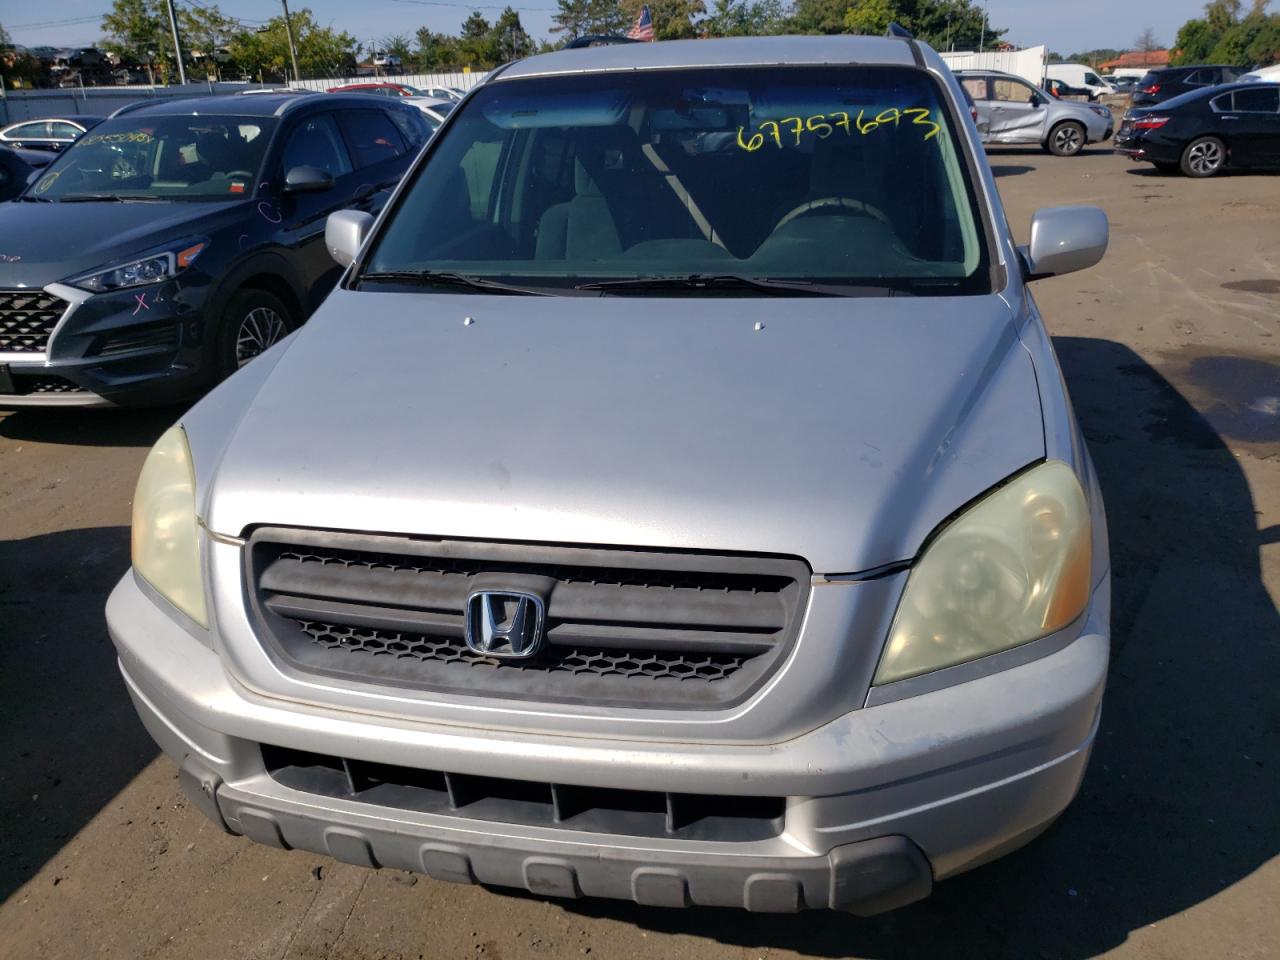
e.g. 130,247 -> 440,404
247,529 -> 809,709
0,290 -> 66,354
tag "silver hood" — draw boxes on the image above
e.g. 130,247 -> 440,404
200,290 -> 1044,573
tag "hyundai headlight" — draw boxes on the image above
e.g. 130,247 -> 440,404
874,461 -> 1092,685
132,425 -> 207,627
68,242 -> 205,292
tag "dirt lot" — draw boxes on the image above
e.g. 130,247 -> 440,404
1,146 -> 1277,960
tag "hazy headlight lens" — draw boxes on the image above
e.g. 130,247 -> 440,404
874,460 -> 1092,685
132,425 -> 207,627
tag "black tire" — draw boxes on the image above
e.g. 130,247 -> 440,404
1180,136 -> 1226,178
1046,121 -> 1086,157
216,288 -> 297,378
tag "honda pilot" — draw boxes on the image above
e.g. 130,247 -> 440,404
109,36 -> 1112,914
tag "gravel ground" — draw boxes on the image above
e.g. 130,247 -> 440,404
0,145 -> 1277,960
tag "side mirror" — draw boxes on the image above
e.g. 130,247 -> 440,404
325,208 -> 375,267
282,165 -> 335,194
1021,205 -> 1109,280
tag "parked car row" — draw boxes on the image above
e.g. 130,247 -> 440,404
0,92 -> 431,406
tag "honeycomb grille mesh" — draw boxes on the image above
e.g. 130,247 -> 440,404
0,290 -> 66,353
297,619 -> 748,681
248,530 -> 807,709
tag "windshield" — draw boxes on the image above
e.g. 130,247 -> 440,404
28,114 -> 276,201
362,66 -> 990,295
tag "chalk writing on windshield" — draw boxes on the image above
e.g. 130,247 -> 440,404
736,107 -> 941,153
79,131 -> 155,147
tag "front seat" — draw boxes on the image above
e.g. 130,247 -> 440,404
535,159 -> 622,261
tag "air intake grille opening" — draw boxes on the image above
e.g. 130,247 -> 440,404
246,529 -> 809,710
0,290 -> 66,353
262,744 -> 785,842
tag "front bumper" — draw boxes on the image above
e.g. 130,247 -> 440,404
0,279 -> 212,408
108,570 -> 1109,913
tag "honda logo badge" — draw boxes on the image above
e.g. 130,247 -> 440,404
465,590 -> 546,659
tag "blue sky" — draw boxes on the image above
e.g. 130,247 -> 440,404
2,0 -> 1210,58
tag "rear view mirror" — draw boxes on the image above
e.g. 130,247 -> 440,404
325,209 -> 375,267
1021,205 -> 1108,280
282,165 -> 335,194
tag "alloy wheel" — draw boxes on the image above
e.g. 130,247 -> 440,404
1054,124 -> 1083,155
1187,140 -> 1224,176
234,306 -> 287,367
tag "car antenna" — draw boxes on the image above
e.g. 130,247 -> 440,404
885,22 -> 914,39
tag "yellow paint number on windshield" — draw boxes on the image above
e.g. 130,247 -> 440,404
736,107 -> 941,153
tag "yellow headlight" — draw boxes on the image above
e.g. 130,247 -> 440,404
874,460 -> 1092,685
131,425 -> 207,627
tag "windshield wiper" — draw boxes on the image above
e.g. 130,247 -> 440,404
57,193 -> 166,203
17,194 -> 54,203
357,270 -> 551,296
575,274 -> 841,296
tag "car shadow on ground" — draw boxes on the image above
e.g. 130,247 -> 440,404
0,406 -> 180,447
989,163 -> 1034,178
985,146 -> 1115,158
492,337 -> 1279,958
0,526 -> 157,904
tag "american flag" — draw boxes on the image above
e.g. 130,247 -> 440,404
627,5 -> 655,41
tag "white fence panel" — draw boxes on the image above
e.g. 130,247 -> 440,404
939,46 -> 1047,87
288,71 -> 490,93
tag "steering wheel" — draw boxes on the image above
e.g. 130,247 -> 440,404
110,156 -> 140,179
224,170 -> 254,181
774,196 -> 892,232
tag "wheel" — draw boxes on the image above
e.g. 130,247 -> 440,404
216,288 -> 297,378
1046,121 -> 1086,157
1180,136 -> 1226,177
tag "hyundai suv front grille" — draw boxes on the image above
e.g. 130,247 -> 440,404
0,290 -> 67,354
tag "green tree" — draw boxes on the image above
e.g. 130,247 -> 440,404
493,7 -> 535,61
551,0 -> 591,38
228,8 -> 355,81
788,0 -> 1000,48
588,0 -> 629,33
383,33 -> 413,65
413,26 -> 461,70
702,0 -> 786,35
621,0 -> 707,39
843,0 -> 896,35
457,12 -> 496,67
102,0 -> 179,79
1172,18 -> 1217,62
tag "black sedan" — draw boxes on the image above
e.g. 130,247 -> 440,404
1115,82 -> 1280,177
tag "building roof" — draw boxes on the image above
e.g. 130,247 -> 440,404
1099,50 -> 1171,71
499,35 -> 921,81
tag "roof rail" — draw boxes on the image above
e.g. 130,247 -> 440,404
886,22 -> 914,39
107,99 -> 156,119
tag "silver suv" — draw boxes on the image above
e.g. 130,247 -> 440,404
109,36 -> 1111,915
957,69 -> 1114,155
